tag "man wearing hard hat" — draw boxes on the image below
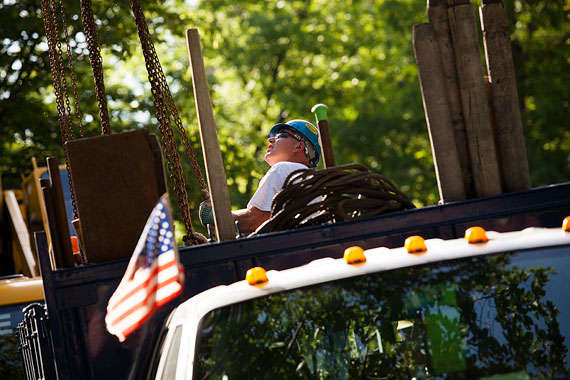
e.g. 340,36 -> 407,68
200,119 -> 321,233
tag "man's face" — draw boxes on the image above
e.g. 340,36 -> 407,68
264,128 -> 303,166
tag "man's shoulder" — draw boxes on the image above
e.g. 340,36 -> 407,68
270,161 -> 309,173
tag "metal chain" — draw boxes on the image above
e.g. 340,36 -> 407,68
129,0 -> 206,245
41,0 -> 207,244
40,0 -> 79,220
129,1 -> 206,191
53,2 -> 74,141
79,0 -> 111,136
58,0 -> 83,138
41,0 -> 68,141
164,78 -> 207,190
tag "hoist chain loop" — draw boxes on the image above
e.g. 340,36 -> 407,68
129,1 -> 206,191
129,0 -> 206,244
79,0 -> 111,136
41,0 -> 208,244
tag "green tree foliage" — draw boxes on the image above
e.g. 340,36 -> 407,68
1,0 -> 568,238
502,0 -> 570,186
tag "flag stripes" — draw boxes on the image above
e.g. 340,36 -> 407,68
105,195 -> 184,342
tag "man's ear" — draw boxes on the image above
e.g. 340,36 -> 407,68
294,141 -> 305,153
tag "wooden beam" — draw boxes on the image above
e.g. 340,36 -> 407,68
414,23 -> 466,202
448,3 -> 502,197
40,178 -> 60,270
480,1 -> 531,192
186,29 -> 235,242
4,190 -> 38,276
47,157 -> 75,268
427,0 -> 474,198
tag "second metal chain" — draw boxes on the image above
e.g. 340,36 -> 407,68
129,0 -> 206,244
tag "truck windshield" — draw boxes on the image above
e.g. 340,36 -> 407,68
194,246 -> 570,379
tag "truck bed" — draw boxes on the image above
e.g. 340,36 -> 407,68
34,182 -> 570,380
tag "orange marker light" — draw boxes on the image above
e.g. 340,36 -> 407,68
70,236 -> 82,266
465,226 -> 489,244
563,216 -> 570,232
344,246 -> 366,265
405,236 -> 427,254
70,236 -> 79,253
246,267 -> 268,286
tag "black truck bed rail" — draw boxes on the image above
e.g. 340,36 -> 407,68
29,182 -> 570,379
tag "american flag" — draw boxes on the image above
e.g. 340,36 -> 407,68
105,194 -> 184,342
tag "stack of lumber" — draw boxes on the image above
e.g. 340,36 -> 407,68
413,0 -> 531,202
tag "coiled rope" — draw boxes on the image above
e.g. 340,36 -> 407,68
254,164 -> 415,234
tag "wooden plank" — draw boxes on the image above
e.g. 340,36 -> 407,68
311,104 -> 335,168
413,23 -> 466,202
186,28 -> 235,242
40,179 -> 60,270
427,0 -> 474,198
448,3 -> 502,197
47,156 -> 75,268
3,190 -> 38,276
484,76 -> 506,191
480,1 -> 531,192
65,130 -> 167,263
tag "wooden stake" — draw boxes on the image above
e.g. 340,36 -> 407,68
427,0 -> 474,198
40,178 -> 60,270
480,1 -> 531,192
448,3 -> 502,197
484,76 -> 506,191
311,104 -> 335,168
186,29 -> 235,242
414,23 -> 466,202
4,190 -> 38,276
47,157 -> 74,268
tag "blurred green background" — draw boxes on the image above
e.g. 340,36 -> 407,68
1,0 -> 568,239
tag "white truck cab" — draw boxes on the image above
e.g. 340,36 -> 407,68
150,224 -> 570,379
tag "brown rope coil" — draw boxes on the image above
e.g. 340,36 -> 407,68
254,164 -> 415,234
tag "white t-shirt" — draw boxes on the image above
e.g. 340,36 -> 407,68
247,161 -> 309,212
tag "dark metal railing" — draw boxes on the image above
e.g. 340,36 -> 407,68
17,303 -> 57,380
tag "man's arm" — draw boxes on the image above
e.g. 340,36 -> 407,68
232,206 -> 270,234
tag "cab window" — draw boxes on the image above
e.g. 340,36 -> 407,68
193,246 -> 570,379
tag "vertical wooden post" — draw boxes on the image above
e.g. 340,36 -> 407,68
427,0 -> 474,198
480,0 -> 531,192
484,76 -> 506,191
40,179 -> 62,269
46,157 -> 74,268
448,2 -> 502,197
414,23 -> 466,202
3,190 -> 38,276
186,29 -> 235,242
311,104 -> 335,168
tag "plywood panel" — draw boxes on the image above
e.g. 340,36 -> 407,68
66,130 -> 166,263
